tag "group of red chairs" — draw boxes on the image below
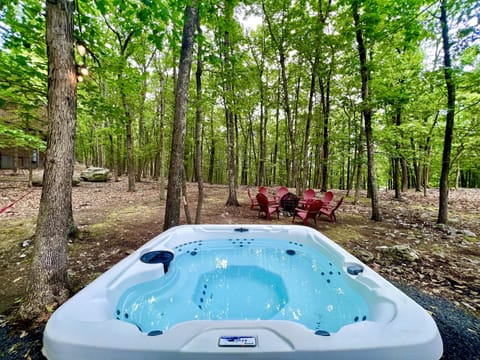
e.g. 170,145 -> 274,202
247,186 -> 344,225
293,190 -> 344,226
247,187 -> 281,220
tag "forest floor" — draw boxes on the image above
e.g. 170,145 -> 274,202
0,168 -> 479,359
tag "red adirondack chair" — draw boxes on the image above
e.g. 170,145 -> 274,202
292,199 -> 324,226
256,193 -> 280,220
247,188 -> 259,210
319,197 -> 344,222
298,188 -> 316,208
276,186 -> 289,201
259,186 -> 277,204
320,191 -> 334,210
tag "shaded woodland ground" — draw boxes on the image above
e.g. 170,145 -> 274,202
0,169 -> 479,359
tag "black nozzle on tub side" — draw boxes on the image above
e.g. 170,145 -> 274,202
140,250 -> 174,273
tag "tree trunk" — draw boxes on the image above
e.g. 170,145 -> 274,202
455,163 -> 460,190
353,113 -> 364,205
194,14 -> 204,223
258,67 -> 266,186
319,74 -> 331,193
302,56 -> 318,192
437,0 -> 455,224
135,77 -> 148,182
125,115 -> 135,192
352,0 -> 381,221
158,72 -> 166,199
115,134 -> 122,180
234,113 -> 240,188
223,0 -> 239,206
108,133 -> 117,182
411,137 -> 421,191
423,111 -> 438,195
247,116 -> 254,185
119,70 -> 135,191
208,105 -> 215,184
164,3 -> 197,230
182,167 -> 192,224
279,49 -> 299,192
346,104 -> 357,196
225,107 -> 238,205
240,116 -> 249,185
263,3 -> 298,191
423,150 -> 430,197
272,80 -> 281,185
19,0 -> 76,320
12,146 -> 19,174
393,109 -> 401,199
401,157 -> 408,192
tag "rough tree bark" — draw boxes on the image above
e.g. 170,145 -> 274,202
319,74 -> 331,193
223,0 -> 240,206
437,0 -> 455,224
393,108 -> 402,199
411,137 -> 421,191
19,0 -> 76,319
208,105 -> 215,184
156,71 -> 166,200
182,166 -> 192,224
194,14 -> 204,223
136,52 -> 156,181
353,113 -> 364,205
124,102 -> 136,192
302,55 -> 318,191
249,33 -> 267,186
352,0 -> 381,221
164,2 -> 197,230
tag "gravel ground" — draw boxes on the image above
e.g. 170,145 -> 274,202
1,281 -> 479,359
0,320 -> 44,360
391,280 -> 480,360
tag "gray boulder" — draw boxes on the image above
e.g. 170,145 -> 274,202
388,244 -> 420,262
355,249 -> 375,263
462,229 -> 476,238
80,167 -> 111,182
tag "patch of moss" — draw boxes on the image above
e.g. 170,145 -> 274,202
409,204 -> 437,212
0,219 -> 36,248
88,206 -> 157,237
418,243 -> 446,256
464,236 -> 478,243
459,212 -> 480,221
351,196 -> 370,205
321,216 -> 368,245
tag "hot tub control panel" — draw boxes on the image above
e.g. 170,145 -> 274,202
218,336 -> 257,347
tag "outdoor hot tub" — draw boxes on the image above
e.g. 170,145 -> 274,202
43,224 -> 443,359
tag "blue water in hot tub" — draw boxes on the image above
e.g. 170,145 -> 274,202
115,238 -> 370,334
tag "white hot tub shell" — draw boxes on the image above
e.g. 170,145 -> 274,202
43,224 -> 443,360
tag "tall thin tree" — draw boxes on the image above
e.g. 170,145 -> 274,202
437,0 -> 456,224
164,1 -> 198,230
352,0 -> 381,221
263,0 -> 299,191
194,12 -> 204,223
19,0 -> 77,319
223,0 -> 240,206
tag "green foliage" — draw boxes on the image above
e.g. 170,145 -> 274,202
0,123 -> 46,150
0,1 -> 47,104
0,0 -> 48,154
1,0 -> 479,189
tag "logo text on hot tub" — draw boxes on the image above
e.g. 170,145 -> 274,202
218,336 -> 257,347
